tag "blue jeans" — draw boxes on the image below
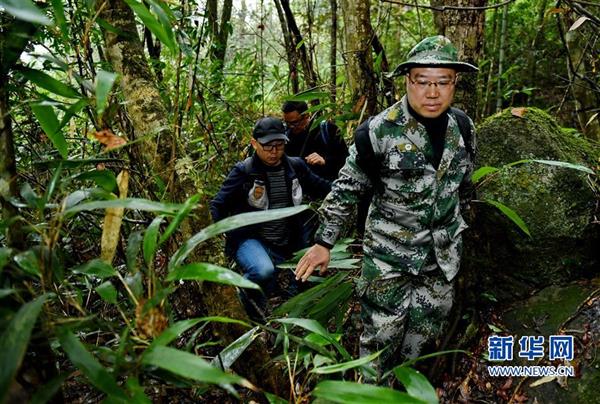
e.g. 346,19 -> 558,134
235,239 -> 286,293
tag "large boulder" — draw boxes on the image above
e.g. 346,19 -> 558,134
462,107 -> 599,301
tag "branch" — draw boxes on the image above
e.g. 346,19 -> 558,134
380,0 -> 515,11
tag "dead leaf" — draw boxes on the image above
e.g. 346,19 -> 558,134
569,16 -> 590,32
546,7 -> 566,16
529,375 -> 556,388
100,170 -> 129,263
94,129 -> 126,151
511,107 -> 528,118
585,112 -> 598,128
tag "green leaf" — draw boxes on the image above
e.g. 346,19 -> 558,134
0,295 -> 49,401
56,328 -> 129,400
283,91 -> 330,102
43,162 -> 63,206
71,259 -> 116,279
484,199 -> 531,237
64,198 -> 183,216
72,170 -> 117,192
0,0 -> 51,25
141,346 -> 247,386
167,263 -> 260,290
124,377 -> 151,404
126,231 -> 143,273
211,327 -> 260,371
0,247 -> 13,273
50,0 -> 69,41
394,367 -> 438,404
169,205 -> 308,270
13,250 -> 41,278
312,350 -> 382,374
149,319 -> 203,350
143,215 -> 164,265
488,324 -> 503,333
96,281 -> 118,304
31,104 -> 68,159
471,166 -> 499,184
275,318 -> 350,360
34,158 -> 122,170
95,70 -> 118,115
57,98 -> 87,133
264,392 -> 288,404
30,373 -> 70,404
0,289 -> 15,299
313,380 -> 422,403
20,68 -> 80,99
531,159 -> 594,175
123,0 -> 177,54
20,182 -> 43,210
158,194 -> 200,246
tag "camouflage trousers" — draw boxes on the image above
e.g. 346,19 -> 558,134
358,255 -> 455,381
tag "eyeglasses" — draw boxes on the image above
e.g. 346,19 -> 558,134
261,141 -> 286,152
285,116 -> 307,129
407,75 -> 456,91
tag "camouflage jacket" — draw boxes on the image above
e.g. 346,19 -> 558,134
316,96 -> 475,281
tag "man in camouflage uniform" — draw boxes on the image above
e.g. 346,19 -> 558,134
294,36 -> 478,380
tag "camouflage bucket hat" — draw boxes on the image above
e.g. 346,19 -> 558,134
390,35 -> 479,77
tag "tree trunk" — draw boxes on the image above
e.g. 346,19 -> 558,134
206,0 -> 233,93
340,0 -> 378,116
496,3 -> 508,113
274,0 -> 299,93
280,0 -> 318,90
329,0 -> 338,105
430,0 -> 486,117
0,17 -> 36,250
97,0 -> 286,393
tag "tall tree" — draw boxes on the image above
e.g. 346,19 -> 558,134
430,0 -> 487,117
97,0 -> 285,393
340,0 -> 378,116
278,0 -> 318,90
206,0 -> 234,91
274,0 -> 299,93
330,0 -> 337,103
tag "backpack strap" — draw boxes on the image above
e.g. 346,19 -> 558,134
354,117 -> 382,193
450,107 -> 475,161
241,156 -> 253,174
319,120 -> 329,145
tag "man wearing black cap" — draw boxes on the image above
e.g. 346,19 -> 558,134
210,117 -> 331,316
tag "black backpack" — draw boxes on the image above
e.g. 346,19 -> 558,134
355,107 -> 475,190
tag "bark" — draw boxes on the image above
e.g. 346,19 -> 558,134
280,0 -> 318,90
496,3 -> 508,113
206,0 -> 233,92
430,0 -> 486,117
330,0 -> 337,103
372,32 -> 395,108
340,0 -> 378,116
562,10 -> 600,141
274,0 -> 299,93
97,0 -> 285,393
0,17 -> 36,249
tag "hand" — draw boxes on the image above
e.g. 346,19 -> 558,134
305,152 -> 325,166
295,244 -> 331,282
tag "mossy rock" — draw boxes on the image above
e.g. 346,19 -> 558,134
462,108 -> 599,300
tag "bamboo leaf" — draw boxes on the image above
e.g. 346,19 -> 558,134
312,351 -> 382,374
30,373 -> 70,404
95,70 -> 118,115
148,319 -> 203,350
0,0 -> 51,25
0,247 -> 13,273
71,259 -> 116,279
0,295 -> 49,401
20,68 -> 80,98
64,198 -> 183,216
169,205 -> 308,270
211,327 -> 260,371
284,91 -> 330,102
143,215 -> 164,265
471,166 -> 499,184
264,392 -> 288,404
531,159 -> 594,174
101,170 -> 129,263
313,381 -> 422,403
0,289 -> 15,298
56,328 -> 129,400
42,162 -> 63,206
484,199 -> 531,237
50,0 -> 69,41
158,194 -> 200,246
13,250 -> 41,278
141,346 -> 248,387
72,170 -> 118,192
126,230 -> 144,273
123,0 -> 177,54
166,263 -> 260,290
31,104 -> 68,159
96,281 -> 118,304
394,367 -> 438,404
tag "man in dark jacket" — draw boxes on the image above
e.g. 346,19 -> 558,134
210,117 -> 331,303
282,101 -> 348,181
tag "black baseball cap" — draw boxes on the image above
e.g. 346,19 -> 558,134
252,117 -> 289,144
